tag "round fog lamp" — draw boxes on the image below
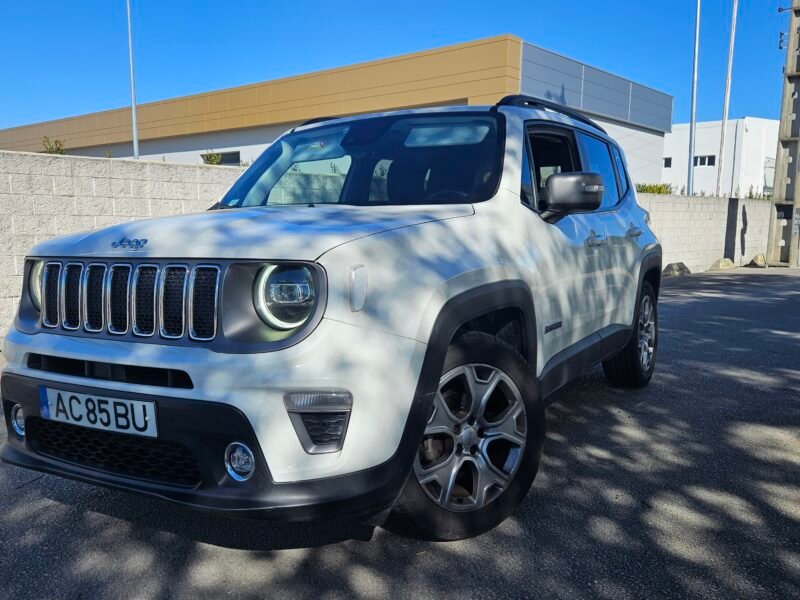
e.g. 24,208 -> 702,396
11,404 -> 25,437
224,442 -> 255,482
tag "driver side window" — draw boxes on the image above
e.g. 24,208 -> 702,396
527,129 -> 580,211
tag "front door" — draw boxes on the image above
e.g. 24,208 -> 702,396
524,126 -> 608,362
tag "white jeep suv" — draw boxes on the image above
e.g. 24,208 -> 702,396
1,96 -> 661,540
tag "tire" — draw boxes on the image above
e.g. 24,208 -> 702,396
602,281 -> 658,388
384,332 -> 545,541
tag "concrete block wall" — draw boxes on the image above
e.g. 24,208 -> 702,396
0,151 -> 243,339
638,193 -> 773,273
0,151 -> 778,342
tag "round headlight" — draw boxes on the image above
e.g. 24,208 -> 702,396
28,260 -> 44,311
254,264 -> 316,330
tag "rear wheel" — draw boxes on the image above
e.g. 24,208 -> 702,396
602,281 -> 658,388
384,332 -> 545,541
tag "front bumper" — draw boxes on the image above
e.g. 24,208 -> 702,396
2,319 -> 427,483
2,373 -> 432,521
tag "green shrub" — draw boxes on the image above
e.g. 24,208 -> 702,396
635,182 -> 675,195
201,150 -> 222,165
41,136 -> 66,154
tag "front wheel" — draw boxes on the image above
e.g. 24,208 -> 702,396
602,281 -> 658,388
384,332 -> 545,541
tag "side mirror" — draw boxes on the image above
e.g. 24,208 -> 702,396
541,172 -> 604,220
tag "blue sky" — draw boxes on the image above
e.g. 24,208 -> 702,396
0,0 -> 787,130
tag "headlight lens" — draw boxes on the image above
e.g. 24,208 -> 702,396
28,260 -> 44,311
254,264 -> 316,330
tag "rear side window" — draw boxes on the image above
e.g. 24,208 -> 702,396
610,145 -> 630,197
578,133 -> 620,210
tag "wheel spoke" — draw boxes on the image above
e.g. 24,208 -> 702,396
483,402 -> 526,446
417,453 -> 459,505
464,365 -> 501,419
426,391 -> 459,434
472,454 -> 509,508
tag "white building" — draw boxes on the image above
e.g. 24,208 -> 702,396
662,118 -> 778,197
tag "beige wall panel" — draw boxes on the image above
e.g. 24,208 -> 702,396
0,35 -> 522,152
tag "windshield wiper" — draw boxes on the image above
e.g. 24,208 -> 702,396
207,201 -> 236,210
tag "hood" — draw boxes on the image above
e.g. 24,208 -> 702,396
29,204 -> 474,260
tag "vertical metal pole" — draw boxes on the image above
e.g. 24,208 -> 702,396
770,3 -> 800,266
126,0 -> 140,159
716,0 -> 738,198
688,0 -> 701,196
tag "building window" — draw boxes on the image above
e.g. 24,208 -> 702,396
201,150 -> 241,166
693,155 -> 716,167
663,157 -> 672,168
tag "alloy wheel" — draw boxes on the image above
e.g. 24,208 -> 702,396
638,295 -> 656,371
413,364 -> 527,512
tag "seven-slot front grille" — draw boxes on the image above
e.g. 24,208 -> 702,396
38,261 -> 221,342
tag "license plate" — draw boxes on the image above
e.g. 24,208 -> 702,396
39,387 -> 158,438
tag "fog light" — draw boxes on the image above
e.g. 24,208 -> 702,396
11,404 -> 25,437
224,442 -> 255,482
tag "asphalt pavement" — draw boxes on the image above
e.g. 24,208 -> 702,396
0,268 -> 798,599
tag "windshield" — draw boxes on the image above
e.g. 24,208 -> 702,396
219,113 -> 504,208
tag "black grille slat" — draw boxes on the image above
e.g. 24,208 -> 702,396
161,267 -> 187,338
133,267 -> 158,336
190,267 -> 219,340
108,266 -> 131,333
63,264 -> 82,329
43,263 -> 61,327
85,265 -> 106,331
28,418 -> 201,487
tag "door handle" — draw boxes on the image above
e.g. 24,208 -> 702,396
627,225 -> 644,238
586,231 -> 607,248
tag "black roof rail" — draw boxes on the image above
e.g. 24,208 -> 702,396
298,116 -> 338,127
496,95 -> 607,134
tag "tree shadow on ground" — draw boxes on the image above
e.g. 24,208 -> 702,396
1,271 -> 799,599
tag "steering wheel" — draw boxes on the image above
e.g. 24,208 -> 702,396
425,190 -> 470,202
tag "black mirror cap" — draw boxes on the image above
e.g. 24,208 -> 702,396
542,172 -> 604,215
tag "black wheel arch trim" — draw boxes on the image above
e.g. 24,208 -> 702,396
414,280 -> 538,399
638,247 -> 663,299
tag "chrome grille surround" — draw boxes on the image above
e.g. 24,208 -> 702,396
59,262 -> 83,331
187,265 -> 221,342
33,260 -> 221,342
82,263 -> 107,332
132,264 -> 159,337
106,264 -> 132,335
42,262 -> 62,328
159,265 -> 189,340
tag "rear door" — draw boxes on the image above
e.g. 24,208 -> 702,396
575,132 -> 625,331
607,144 -> 642,325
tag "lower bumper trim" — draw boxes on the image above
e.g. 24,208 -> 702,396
1,373 -> 431,522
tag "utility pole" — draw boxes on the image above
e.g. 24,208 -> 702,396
126,0 -> 140,159
770,2 -> 800,266
688,0 -> 701,196
715,0 -> 738,198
